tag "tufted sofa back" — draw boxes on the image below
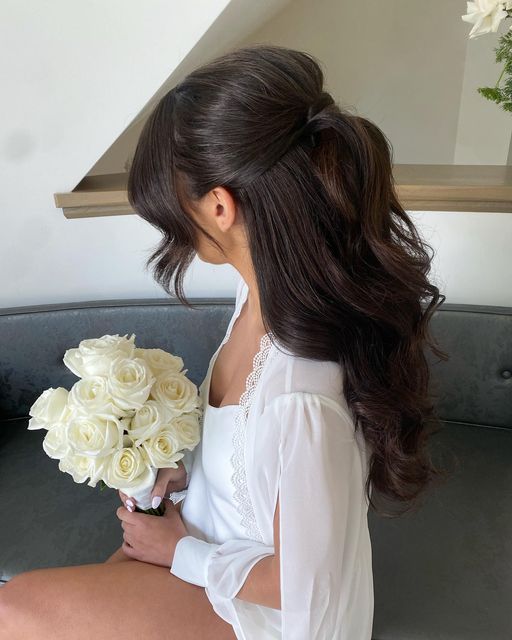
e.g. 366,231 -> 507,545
0,298 -> 511,426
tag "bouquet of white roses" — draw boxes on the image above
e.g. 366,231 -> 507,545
27,333 -> 202,516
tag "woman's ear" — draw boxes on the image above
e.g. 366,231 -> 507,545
209,186 -> 238,233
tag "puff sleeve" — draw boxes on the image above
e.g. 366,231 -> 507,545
170,391 -> 373,639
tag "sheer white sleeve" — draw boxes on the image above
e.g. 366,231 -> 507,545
170,535 -> 274,591
170,391 -> 372,640
272,391 -> 372,640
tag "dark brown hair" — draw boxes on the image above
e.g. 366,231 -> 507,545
127,43 -> 451,517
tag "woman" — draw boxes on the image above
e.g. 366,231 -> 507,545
0,44 -> 448,639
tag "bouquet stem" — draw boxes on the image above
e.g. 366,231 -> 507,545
135,502 -> 166,516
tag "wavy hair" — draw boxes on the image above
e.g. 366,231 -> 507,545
127,43 -> 451,517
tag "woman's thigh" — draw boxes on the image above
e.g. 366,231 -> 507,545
104,545 -> 134,563
0,552 -> 237,640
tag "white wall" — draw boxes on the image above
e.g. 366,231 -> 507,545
99,0 -> 511,169
1,0 -> 511,310
0,0 -> 246,309
408,211 -> 511,308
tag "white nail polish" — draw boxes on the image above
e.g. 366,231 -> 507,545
127,504 -> 133,512
126,499 -> 134,508
152,496 -> 162,509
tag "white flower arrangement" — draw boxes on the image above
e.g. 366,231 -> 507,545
461,0 -> 512,38
27,334 -> 202,515
461,1 -> 512,111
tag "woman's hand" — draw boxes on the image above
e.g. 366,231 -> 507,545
118,460 -> 187,512
116,498 -> 188,567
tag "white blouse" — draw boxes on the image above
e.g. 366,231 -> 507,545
169,275 -> 374,640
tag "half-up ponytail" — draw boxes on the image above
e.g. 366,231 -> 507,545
306,103 -> 450,515
128,43 -> 450,517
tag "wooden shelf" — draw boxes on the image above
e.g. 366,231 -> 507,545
392,165 -> 512,213
55,165 -> 512,219
55,173 -> 131,219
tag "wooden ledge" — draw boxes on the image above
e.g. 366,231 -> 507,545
55,173 -> 130,219
392,165 -> 512,214
55,165 -> 512,219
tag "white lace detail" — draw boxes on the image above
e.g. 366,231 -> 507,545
229,331 -> 276,541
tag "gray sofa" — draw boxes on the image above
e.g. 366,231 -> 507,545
0,297 -> 510,639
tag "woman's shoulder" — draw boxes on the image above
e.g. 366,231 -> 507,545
255,345 -> 357,438
263,337 -> 345,407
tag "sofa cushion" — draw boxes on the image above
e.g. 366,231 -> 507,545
1,415 -> 510,638
368,420 -> 512,639
0,416 -> 122,579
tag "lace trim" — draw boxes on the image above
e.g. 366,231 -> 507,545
229,331 -> 276,541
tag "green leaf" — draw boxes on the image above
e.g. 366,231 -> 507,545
496,32 -> 512,63
477,86 -> 504,104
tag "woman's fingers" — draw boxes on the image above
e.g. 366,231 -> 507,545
118,489 -> 136,512
118,465 -> 186,512
151,465 -> 185,509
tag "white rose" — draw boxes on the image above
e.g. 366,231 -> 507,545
126,400 -> 172,447
170,411 -> 201,451
58,452 -> 111,488
63,333 -> 136,378
42,422 -> 71,459
461,0 -> 509,38
118,415 -> 134,432
67,376 -> 131,419
28,387 -> 72,431
150,370 -> 201,415
134,347 -> 184,377
107,356 -> 155,411
140,428 -> 184,468
67,414 -> 122,457
106,438 -> 157,510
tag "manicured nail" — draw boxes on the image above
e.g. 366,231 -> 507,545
152,496 -> 162,509
127,504 -> 133,512
126,499 -> 134,508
